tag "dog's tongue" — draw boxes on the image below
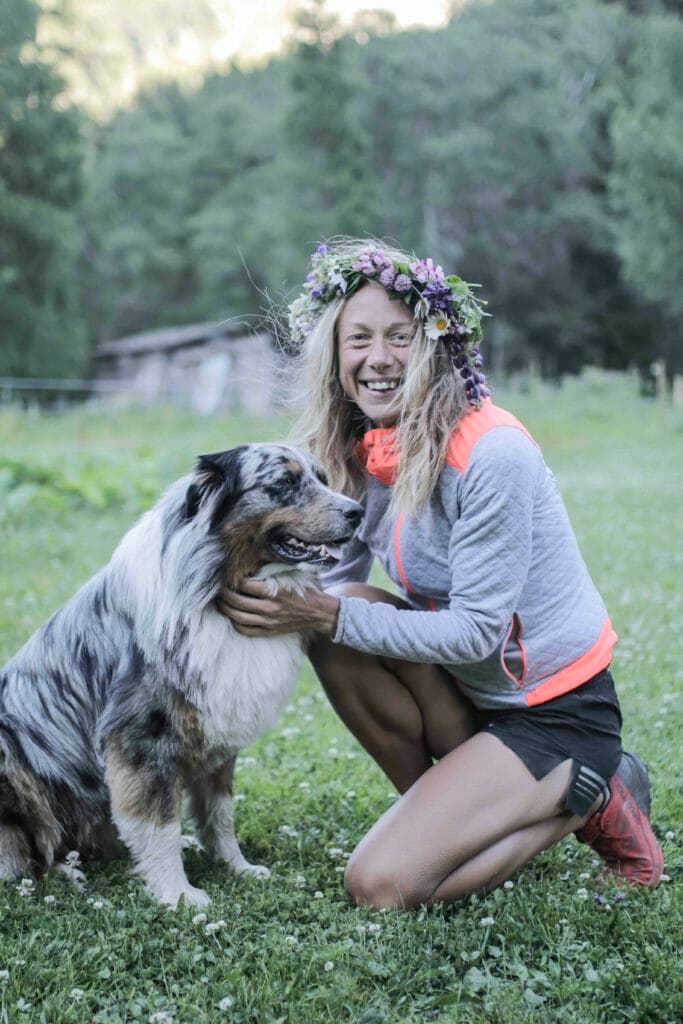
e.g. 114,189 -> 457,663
321,544 -> 343,561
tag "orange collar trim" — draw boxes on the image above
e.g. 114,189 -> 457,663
357,427 -> 399,485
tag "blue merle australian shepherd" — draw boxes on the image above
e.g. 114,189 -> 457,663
0,445 -> 362,907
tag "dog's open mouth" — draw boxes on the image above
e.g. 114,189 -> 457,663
268,530 -> 350,567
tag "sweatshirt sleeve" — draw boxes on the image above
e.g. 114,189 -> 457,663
332,428 -> 540,664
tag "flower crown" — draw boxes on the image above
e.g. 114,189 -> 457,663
288,242 -> 491,407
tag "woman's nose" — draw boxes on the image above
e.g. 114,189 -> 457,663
366,336 -> 393,367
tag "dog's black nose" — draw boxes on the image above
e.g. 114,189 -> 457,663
344,507 -> 364,527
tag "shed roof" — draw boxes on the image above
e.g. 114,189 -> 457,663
93,320 -> 250,358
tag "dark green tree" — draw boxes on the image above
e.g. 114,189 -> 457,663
0,0 -> 86,377
79,84 -> 195,339
608,14 -> 683,319
284,0 -> 376,248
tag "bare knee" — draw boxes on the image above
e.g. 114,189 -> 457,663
344,849 -> 426,912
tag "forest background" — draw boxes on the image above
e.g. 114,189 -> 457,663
1,0 -> 682,385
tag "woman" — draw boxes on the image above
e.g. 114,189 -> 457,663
218,238 -> 663,909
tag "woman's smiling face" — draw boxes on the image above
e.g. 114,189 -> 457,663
336,283 -> 415,427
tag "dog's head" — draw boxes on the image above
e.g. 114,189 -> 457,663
184,443 -> 363,583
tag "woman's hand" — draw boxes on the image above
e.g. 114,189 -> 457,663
215,578 -> 341,638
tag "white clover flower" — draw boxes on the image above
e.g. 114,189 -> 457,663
205,920 -> 226,935
314,891 -> 324,899
367,923 -> 381,934
16,878 -> 34,897
192,913 -> 207,925
479,916 -> 495,926
217,996 -> 234,1011
92,900 -> 104,910
294,875 -> 306,888
70,989 -> 85,1001
284,935 -> 299,947
65,850 -> 81,868
149,1013 -> 174,1024
14,959 -> 25,966
345,790 -> 356,798
233,793 -> 245,802
298,781 -> 310,790
327,847 -> 344,859
16,998 -> 32,1012
665,831 -> 675,840
0,970 -> 9,982
324,961 -> 334,972
327,747 -> 339,757
579,872 -> 591,880
503,880 -> 514,890
575,888 -> 589,900
356,924 -> 367,935
44,894 -> 56,904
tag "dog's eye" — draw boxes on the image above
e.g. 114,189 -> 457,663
316,471 -> 329,486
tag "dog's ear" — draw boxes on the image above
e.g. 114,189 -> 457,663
184,448 -> 245,521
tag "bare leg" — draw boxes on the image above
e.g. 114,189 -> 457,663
310,585 -> 475,793
188,758 -> 270,878
344,733 -> 599,910
310,583 -> 595,908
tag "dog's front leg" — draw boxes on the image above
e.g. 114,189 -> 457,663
104,740 -> 210,908
188,757 -> 270,879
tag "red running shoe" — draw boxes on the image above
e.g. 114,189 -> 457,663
575,752 -> 664,886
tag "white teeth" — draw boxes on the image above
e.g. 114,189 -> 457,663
365,380 -> 399,392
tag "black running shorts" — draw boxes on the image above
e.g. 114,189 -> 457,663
479,669 -> 623,817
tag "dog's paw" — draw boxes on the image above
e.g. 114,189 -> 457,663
235,862 -> 271,880
157,884 -> 211,909
180,833 -> 204,851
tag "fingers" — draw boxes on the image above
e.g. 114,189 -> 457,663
238,579 -> 272,597
218,588 -> 276,615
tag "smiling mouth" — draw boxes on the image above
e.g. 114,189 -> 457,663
268,531 -> 352,567
361,379 -> 400,393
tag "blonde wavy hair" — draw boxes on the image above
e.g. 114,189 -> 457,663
287,238 -> 471,517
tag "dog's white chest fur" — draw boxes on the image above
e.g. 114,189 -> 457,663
189,611 -> 305,750
184,568 -> 316,753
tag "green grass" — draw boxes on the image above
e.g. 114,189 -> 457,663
0,374 -> 681,1023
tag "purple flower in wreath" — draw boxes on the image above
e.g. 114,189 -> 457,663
379,266 -> 396,289
422,281 -> 453,313
352,249 -> 378,276
393,273 -> 412,293
410,257 -> 445,285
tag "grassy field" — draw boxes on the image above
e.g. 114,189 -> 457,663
0,373 -> 681,1023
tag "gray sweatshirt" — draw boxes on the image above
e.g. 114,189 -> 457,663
324,403 -> 617,711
